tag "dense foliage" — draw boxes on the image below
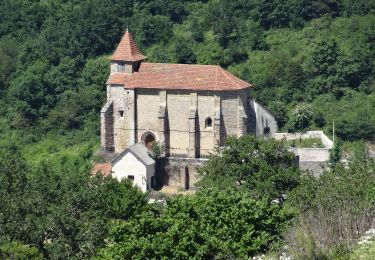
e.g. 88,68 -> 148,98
0,143 -> 147,259
199,135 -> 300,201
286,142 -> 375,258
0,0 -> 374,259
96,189 -> 293,259
0,0 -> 373,141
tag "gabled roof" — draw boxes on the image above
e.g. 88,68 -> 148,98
112,143 -> 155,166
109,29 -> 146,62
107,63 -> 251,91
91,163 -> 112,177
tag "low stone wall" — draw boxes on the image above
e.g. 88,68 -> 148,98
274,131 -> 333,149
290,148 -> 330,162
274,131 -> 333,176
299,161 -> 329,177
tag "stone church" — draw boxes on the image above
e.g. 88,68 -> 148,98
101,30 -> 277,159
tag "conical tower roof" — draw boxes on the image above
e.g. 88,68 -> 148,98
110,29 -> 146,62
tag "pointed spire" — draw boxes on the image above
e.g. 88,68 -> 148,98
110,30 -> 146,62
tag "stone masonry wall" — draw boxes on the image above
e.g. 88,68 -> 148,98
100,101 -> 114,152
221,91 -> 240,139
136,88 -> 160,142
276,131 -> 334,176
274,131 -> 333,149
104,87 -> 252,157
167,90 -> 191,156
197,91 -> 216,156
108,85 -> 136,153
155,157 -> 206,190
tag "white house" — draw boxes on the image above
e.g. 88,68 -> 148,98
111,143 -> 155,192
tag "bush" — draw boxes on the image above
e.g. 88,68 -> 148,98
199,135 -> 300,201
0,242 -> 42,260
288,102 -> 314,131
95,189 -> 294,259
286,151 -> 375,255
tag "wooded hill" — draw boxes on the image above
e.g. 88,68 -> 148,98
0,0 -> 374,259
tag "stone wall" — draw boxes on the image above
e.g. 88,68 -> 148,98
197,91 -> 216,156
221,91 -> 240,138
100,101 -> 114,152
291,147 -> 330,176
136,88 -> 160,142
108,85 -> 136,153
274,131 -> 334,176
155,157 -> 207,190
299,161 -> 329,177
274,131 -> 333,149
104,87 -> 259,157
290,147 -> 330,161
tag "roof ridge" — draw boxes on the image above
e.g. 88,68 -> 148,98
142,62 -> 218,67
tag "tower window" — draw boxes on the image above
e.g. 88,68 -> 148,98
119,110 -> 124,118
128,175 -> 134,181
205,117 -> 213,128
118,62 -> 125,72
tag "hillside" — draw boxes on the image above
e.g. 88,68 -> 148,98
0,0 -> 374,259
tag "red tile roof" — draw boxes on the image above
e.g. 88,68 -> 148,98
91,163 -> 112,177
107,63 -> 251,91
109,30 -> 146,62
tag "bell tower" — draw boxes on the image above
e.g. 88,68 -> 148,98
109,28 -> 146,74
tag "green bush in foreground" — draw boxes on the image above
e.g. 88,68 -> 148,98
0,241 -> 42,260
95,189 -> 294,259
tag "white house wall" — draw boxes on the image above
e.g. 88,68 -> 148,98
112,152 -> 147,192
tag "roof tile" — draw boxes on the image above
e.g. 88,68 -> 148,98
110,30 -> 146,62
107,63 -> 251,91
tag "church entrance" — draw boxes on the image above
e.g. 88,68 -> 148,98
141,132 -> 156,150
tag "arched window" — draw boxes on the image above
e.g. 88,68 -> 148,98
205,117 -> 213,128
141,132 -> 156,150
263,126 -> 270,136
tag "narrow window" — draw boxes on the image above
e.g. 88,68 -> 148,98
118,62 -> 125,72
119,110 -> 124,118
263,126 -> 270,135
205,117 -> 213,128
128,175 -> 134,181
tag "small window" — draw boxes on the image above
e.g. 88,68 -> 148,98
119,110 -> 124,118
263,126 -> 270,135
118,62 -> 125,72
128,175 -> 134,181
205,117 -> 213,128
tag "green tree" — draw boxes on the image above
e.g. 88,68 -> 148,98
0,143 -> 29,242
287,155 -> 375,253
287,102 -> 314,131
96,189 -> 293,259
0,241 -> 42,260
199,135 -> 300,200
8,60 -> 54,124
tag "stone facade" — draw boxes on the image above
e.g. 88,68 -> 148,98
100,30 -> 278,159
103,87 -> 277,157
100,101 -> 114,152
155,157 -> 205,190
